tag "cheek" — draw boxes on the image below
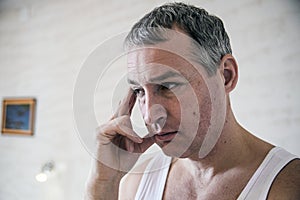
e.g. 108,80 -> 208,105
197,85 -> 212,137
184,80 -> 212,135
167,97 -> 181,114
199,95 -> 212,131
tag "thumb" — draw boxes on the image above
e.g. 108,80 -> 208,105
138,133 -> 155,153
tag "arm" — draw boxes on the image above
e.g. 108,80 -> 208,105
268,159 -> 300,200
85,160 -> 124,200
84,89 -> 154,200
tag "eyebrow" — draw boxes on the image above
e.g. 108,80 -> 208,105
127,71 -> 183,85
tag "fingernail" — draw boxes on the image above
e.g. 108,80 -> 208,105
137,138 -> 143,143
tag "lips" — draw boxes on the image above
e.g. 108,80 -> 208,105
155,131 -> 178,142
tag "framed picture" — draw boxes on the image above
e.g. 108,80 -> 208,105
1,98 -> 36,136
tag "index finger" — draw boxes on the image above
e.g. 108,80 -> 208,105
112,88 -> 136,118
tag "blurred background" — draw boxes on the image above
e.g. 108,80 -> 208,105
0,0 -> 299,199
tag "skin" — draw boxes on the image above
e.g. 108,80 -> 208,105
85,32 -> 300,200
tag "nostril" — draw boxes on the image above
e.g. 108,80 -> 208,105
157,116 -> 166,128
144,104 -> 167,132
152,123 -> 162,133
151,117 -> 166,133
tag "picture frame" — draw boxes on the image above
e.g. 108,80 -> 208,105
1,98 -> 36,136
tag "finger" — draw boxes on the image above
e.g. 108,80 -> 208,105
100,116 -> 143,144
141,133 -> 155,148
130,133 -> 155,153
118,89 -> 136,116
139,137 -> 155,153
112,89 -> 136,119
121,133 -> 154,154
125,139 -> 135,153
113,116 -> 142,143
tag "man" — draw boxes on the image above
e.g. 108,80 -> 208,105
85,2 -> 300,200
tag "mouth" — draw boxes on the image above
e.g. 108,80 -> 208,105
154,131 -> 178,142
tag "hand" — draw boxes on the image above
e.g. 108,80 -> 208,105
85,89 -> 154,200
96,89 -> 154,172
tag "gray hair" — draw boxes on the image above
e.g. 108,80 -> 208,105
124,2 -> 232,75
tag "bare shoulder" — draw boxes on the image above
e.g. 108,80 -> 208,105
268,158 -> 300,200
119,157 -> 152,200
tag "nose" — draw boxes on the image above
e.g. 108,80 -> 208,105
142,94 -> 167,133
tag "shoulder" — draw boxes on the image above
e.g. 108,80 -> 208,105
268,158 -> 300,199
119,157 -> 152,200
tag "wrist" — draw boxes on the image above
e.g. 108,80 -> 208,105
85,171 -> 124,200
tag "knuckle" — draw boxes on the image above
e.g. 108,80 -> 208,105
117,115 -> 132,128
96,124 -> 105,134
95,125 -> 106,140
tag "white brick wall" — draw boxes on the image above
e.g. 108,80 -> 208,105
0,0 -> 299,199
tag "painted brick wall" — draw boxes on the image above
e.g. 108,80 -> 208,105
0,0 -> 299,199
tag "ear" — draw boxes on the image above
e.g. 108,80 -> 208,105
219,54 -> 238,93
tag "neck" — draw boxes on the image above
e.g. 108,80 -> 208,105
186,107 -> 261,177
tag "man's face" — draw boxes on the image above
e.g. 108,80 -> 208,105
127,43 -> 226,159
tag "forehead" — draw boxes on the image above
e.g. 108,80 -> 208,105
127,48 -> 199,84
127,47 -> 187,68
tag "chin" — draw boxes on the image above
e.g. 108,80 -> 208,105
159,142 -> 194,158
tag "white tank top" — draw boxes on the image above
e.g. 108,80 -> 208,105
135,147 -> 298,200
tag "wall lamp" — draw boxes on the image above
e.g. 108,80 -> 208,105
35,161 -> 55,182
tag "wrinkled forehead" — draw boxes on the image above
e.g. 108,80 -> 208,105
127,48 -> 193,83
126,29 -> 210,84
126,46 -> 208,85
127,48 -> 189,70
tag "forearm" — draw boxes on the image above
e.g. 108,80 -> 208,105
85,161 -> 125,200
85,175 -> 122,200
